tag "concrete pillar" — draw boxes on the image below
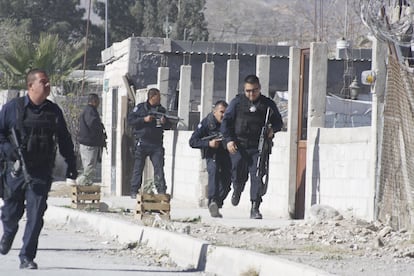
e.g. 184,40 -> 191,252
178,65 -> 191,130
256,55 -> 271,97
371,39 -> 387,220
305,42 -> 328,216
287,47 -> 301,218
157,67 -> 169,108
307,42 -> 327,129
200,62 -> 214,120
226,59 -> 239,102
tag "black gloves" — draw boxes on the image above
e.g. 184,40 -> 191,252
4,144 -> 19,161
66,162 -> 78,180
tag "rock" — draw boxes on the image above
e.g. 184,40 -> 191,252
402,249 -> 414,258
366,224 -> 379,232
374,237 -> 384,248
378,226 -> 393,238
356,219 -> 370,226
309,204 -> 341,222
350,244 -> 359,250
99,202 -> 109,212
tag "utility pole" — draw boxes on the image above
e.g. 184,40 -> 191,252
81,0 -> 91,96
164,15 -> 172,38
105,0 -> 108,48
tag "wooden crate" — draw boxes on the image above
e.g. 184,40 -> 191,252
71,185 -> 101,210
135,193 -> 171,220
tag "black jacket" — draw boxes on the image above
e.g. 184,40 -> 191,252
127,101 -> 171,145
189,112 -> 227,159
78,104 -> 105,147
221,94 -> 283,147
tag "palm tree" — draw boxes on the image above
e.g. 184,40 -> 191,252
0,33 -> 83,89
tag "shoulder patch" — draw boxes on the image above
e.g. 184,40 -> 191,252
133,106 -> 138,112
197,123 -> 202,129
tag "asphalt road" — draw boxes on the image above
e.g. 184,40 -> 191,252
0,218 -> 207,276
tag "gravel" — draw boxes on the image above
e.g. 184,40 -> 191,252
49,183 -> 414,275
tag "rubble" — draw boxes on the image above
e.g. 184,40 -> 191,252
49,184 -> 414,275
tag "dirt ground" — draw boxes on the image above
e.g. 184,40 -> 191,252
49,183 -> 414,276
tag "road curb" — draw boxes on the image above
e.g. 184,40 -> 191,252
205,245 -> 333,276
45,206 -> 333,275
45,206 -> 206,269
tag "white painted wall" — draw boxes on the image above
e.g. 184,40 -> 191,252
101,38 -> 132,195
162,130 -> 292,218
305,127 -> 373,220
160,127 -> 373,220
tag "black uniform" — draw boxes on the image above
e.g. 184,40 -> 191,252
189,112 -> 231,208
221,94 -> 283,203
127,101 -> 171,195
0,96 -> 77,263
78,104 -> 106,147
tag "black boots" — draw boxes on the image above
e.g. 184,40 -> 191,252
20,257 -> 38,269
208,201 -> 223,218
250,201 -> 263,219
231,188 -> 242,206
0,235 -> 13,255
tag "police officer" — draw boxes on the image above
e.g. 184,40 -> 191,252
189,100 -> 231,218
128,88 -> 171,198
77,93 -> 106,186
221,75 -> 283,219
0,69 -> 77,268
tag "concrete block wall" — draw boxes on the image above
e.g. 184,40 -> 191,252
263,132 -> 290,217
163,130 -> 205,203
162,130 -> 291,217
305,127 -> 373,220
161,127 -> 372,220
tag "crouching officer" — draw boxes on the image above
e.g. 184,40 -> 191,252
189,101 -> 231,218
127,88 -> 172,198
221,75 -> 283,219
0,69 -> 77,269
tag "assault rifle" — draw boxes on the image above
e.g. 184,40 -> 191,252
201,132 -> 223,141
149,111 -> 182,122
256,107 -> 272,196
10,127 -> 32,189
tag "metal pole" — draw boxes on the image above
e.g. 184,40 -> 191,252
344,0 -> 348,39
81,0 -> 92,96
105,0 -> 108,49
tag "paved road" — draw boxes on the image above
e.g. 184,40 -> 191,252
0,219 -> 207,276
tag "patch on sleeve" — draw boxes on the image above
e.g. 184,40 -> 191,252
197,123 -> 202,129
133,106 -> 138,112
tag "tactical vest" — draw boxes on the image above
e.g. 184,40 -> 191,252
234,95 -> 267,146
16,98 -> 58,172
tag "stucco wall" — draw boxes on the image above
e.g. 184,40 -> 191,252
305,127 -> 373,220
160,127 -> 373,220
162,130 -> 292,218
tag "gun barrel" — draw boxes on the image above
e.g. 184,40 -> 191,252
11,128 -> 31,187
150,111 -> 181,121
